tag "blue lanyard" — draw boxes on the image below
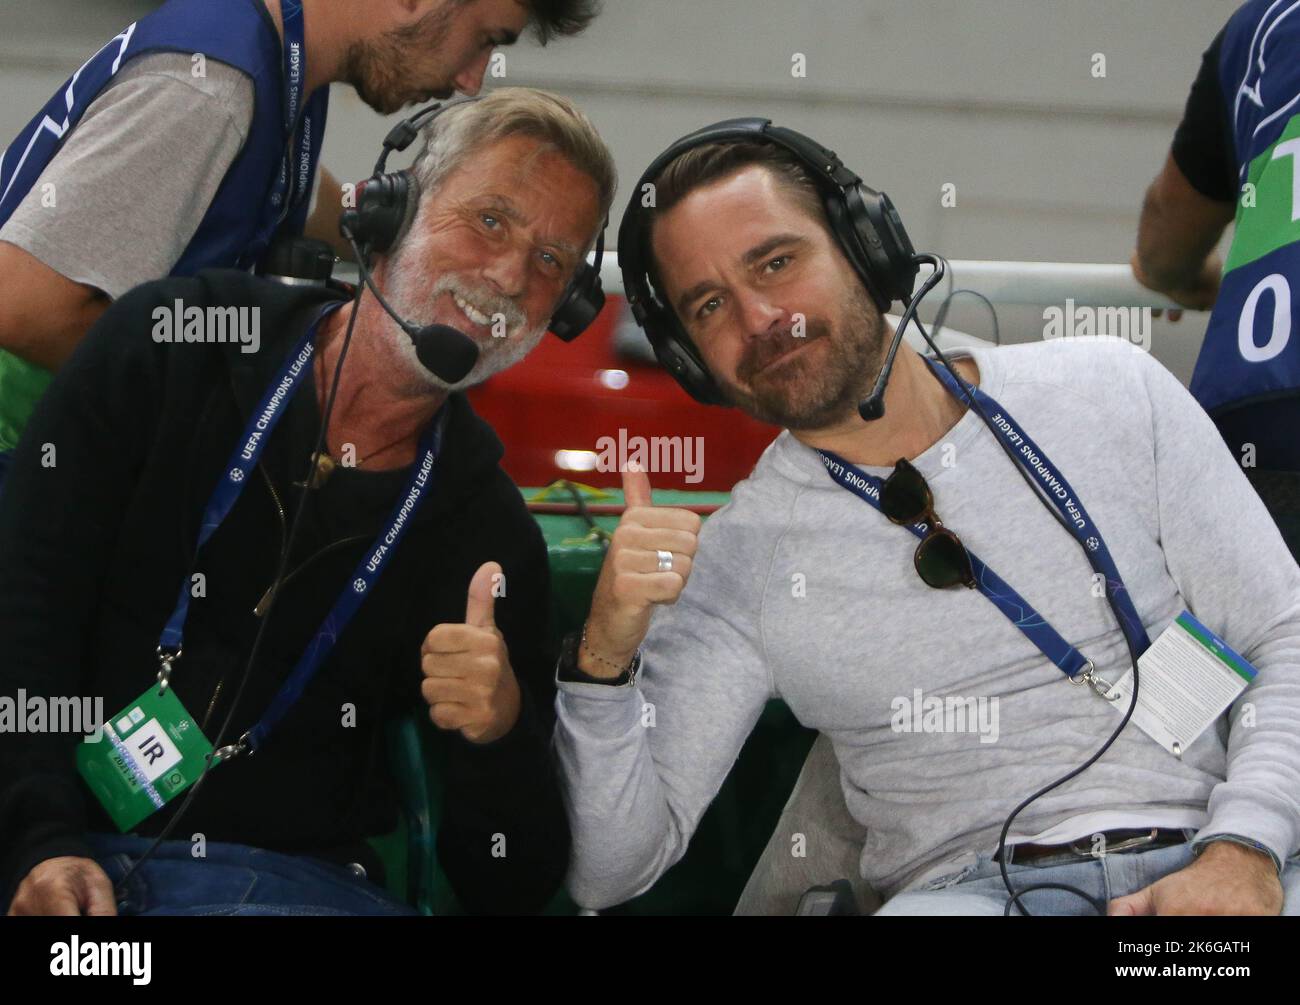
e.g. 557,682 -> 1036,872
159,318 -> 318,655
158,305 -> 447,752
269,0 -> 314,222
244,411 -> 445,751
817,357 -> 1150,680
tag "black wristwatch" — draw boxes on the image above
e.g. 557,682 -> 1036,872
555,629 -> 641,687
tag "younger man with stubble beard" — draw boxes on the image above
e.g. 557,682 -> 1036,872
554,124 -> 1300,916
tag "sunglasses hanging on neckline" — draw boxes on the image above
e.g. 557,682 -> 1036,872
880,457 -> 976,590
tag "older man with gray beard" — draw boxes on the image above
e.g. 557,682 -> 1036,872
0,87 -> 615,917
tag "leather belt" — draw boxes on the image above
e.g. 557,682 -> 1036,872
996,827 -> 1188,865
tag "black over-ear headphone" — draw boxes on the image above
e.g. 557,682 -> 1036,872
617,117 -> 919,405
340,97 -> 607,342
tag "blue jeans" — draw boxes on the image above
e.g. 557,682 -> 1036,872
88,833 -> 418,917
875,838 -> 1300,915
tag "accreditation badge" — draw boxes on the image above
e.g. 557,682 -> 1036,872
76,685 -> 215,831
1105,610 -> 1257,758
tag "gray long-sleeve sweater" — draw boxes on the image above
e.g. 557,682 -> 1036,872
555,337 -> 1300,909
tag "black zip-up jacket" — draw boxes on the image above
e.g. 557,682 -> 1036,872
0,270 -> 568,913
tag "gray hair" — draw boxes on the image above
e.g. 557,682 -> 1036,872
409,87 -> 616,243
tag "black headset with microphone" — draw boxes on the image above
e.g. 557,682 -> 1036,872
340,96 -> 609,354
617,117 -> 927,416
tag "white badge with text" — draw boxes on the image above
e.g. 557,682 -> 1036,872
1106,611 -> 1257,757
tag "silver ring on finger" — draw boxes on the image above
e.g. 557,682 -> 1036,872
656,549 -> 674,573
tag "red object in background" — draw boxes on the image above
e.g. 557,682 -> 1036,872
467,296 -> 780,492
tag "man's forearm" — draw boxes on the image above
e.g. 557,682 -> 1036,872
0,283 -> 167,906
0,241 -> 109,370
554,679 -> 688,910
1134,153 -> 1234,299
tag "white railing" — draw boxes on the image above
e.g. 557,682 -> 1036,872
913,259 -> 1183,309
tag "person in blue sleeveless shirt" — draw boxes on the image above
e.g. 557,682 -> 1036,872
0,0 -> 601,488
555,130 -> 1300,916
1133,0 -> 1300,559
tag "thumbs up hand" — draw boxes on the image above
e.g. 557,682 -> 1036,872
580,465 -> 702,679
420,561 -> 521,743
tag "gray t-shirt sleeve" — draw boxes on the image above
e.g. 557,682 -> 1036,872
0,52 -> 253,299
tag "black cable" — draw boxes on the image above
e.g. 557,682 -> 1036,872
562,480 -> 612,548
930,276 -> 1001,347
112,274 -> 367,901
895,267 -> 947,348
858,261 -> 947,418
896,255 -> 1143,916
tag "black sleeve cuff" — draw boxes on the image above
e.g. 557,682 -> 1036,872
1171,26 -> 1237,203
555,630 -> 633,687
439,680 -> 547,772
